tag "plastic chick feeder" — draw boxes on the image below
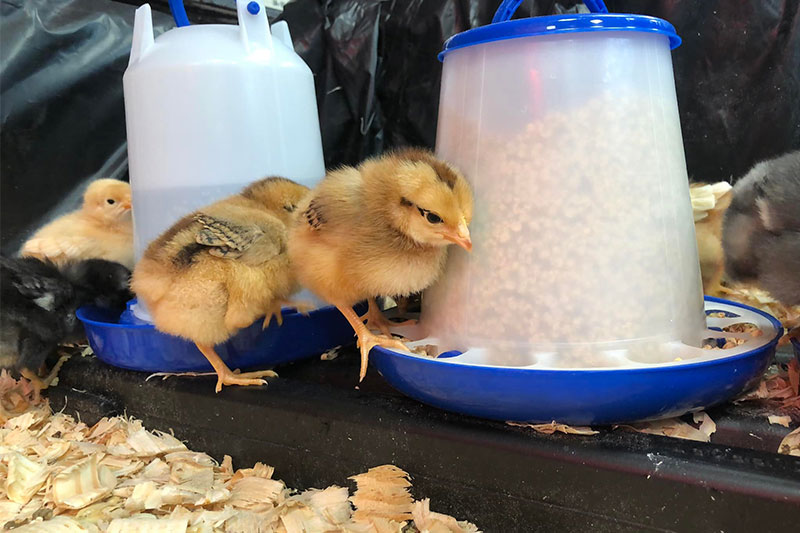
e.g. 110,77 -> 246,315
371,0 -> 782,425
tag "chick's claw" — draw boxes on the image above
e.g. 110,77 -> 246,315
214,369 -> 277,393
263,300 -> 317,330
214,371 -> 268,394
355,330 -> 410,382
196,344 -> 276,393
262,306 -> 283,329
286,300 -> 316,315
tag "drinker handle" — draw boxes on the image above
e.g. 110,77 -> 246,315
492,0 -> 608,24
166,0 -> 274,51
129,4 -> 154,66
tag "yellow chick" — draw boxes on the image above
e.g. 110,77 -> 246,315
690,181 -> 733,296
131,177 -> 310,392
288,148 -> 474,381
21,179 -> 134,269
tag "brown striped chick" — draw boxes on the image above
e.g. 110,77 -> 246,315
131,177 -> 309,392
21,179 -> 134,269
289,148 -> 474,381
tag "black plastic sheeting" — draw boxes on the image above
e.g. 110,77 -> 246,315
2,0 -> 799,254
0,0 -> 174,255
279,0 -> 800,171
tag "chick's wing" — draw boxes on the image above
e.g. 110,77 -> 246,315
194,214 -> 264,259
192,212 -> 284,265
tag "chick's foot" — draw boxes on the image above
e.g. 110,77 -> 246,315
196,344 -> 276,393
19,353 -> 70,402
355,330 -> 409,382
336,304 -> 410,381
215,369 -> 277,392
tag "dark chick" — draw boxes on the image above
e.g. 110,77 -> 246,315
61,259 -> 134,311
0,256 -> 132,397
723,151 -> 800,306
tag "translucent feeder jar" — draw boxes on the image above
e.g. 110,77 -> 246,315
422,8 -> 707,368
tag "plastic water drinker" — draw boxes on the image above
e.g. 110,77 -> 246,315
123,0 -> 324,287
76,1 -> 353,373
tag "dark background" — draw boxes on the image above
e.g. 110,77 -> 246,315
2,0 -> 799,255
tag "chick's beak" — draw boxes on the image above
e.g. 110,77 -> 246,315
120,201 -> 132,210
442,219 -> 472,252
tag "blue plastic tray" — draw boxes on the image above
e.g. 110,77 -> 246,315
77,302 -> 360,373
372,297 -> 783,425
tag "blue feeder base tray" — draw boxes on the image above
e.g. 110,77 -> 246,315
372,297 -> 784,425
77,299 -> 361,373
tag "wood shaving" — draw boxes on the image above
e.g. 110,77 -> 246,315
320,346 -> 341,361
412,499 -> 480,533
690,182 -> 731,222
735,364 -> 800,412
788,359 -> 800,397
506,421 -> 599,435
0,376 -> 478,531
692,412 -> 717,438
349,465 -> 414,524
718,284 -> 800,345
767,415 -> 792,428
618,411 -> 716,442
778,427 -> 800,456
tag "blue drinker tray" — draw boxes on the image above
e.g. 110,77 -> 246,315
77,299 -> 360,373
372,297 -> 783,425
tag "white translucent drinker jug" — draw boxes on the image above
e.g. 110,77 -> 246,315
421,4 -> 707,368
123,1 -> 325,263
123,1 -> 326,319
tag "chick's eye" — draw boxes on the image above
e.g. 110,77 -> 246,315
426,212 -> 443,224
284,204 -> 296,212
106,199 -> 115,205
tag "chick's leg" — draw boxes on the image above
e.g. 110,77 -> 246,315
18,354 -> 70,402
196,344 -> 277,393
704,262 -> 728,297
359,298 -> 416,336
337,305 -> 409,382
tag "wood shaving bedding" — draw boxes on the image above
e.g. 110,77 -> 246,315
779,427 -> 800,456
506,421 -> 598,436
717,284 -> 800,345
0,377 -> 480,532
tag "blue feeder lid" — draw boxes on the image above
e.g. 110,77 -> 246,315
439,13 -> 681,61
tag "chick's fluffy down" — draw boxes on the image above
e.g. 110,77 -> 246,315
132,199 -> 296,346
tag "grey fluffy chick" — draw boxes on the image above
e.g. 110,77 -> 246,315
722,150 -> 800,306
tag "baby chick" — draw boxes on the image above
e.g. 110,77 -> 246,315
723,150 -> 800,306
21,179 -> 134,269
0,256 -> 132,399
131,177 -> 310,392
288,148 -> 474,381
690,181 -> 733,295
